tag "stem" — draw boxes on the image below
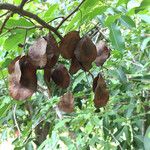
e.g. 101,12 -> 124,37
13,104 -> 21,140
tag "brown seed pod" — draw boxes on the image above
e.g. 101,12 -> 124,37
58,92 -> 74,113
93,74 -> 109,108
44,68 -> 51,84
44,32 -> 60,68
8,56 -> 21,74
80,61 -> 92,72
74,36 -> 97,63
92,74 -> 99,92
95,41 -> 110,66
8,56 -> 37,100
69,57 -> 81,74
51,64 -> 70,88
69,57 -> 93,75
28,37 -> 47,68
60,31 -> 80,59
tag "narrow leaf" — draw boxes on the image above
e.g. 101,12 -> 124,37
109,23 -> 125,51
120,15 -> 136,28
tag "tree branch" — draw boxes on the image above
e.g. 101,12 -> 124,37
19,0 -> 28,9
0,3 -> 62,39
56,0 -> 86,30
0,0 -> 28,34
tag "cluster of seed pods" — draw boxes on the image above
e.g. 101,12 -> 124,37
8,31 -> 110,112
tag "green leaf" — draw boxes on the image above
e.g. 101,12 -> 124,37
140,0 -> 150,8
144,126 -> 150,150
65,12 -> 81,33
43,4 -> 59,22
116,68 -> 127,83
13,0 -> 22,5
120,15 -> 136,28
82,0 -> 99,10
6,18 -> 33,28
109,23 -> 125,51
116,0 -> 129,7
141,37 -> 150,50
135,0 -> 150,12
4,32 -> 26,51
105,14 -> 121,26
87,6 -> 108,20
1,58 -> 12,69
0,103 -> 11,118
72,72 -> 85,90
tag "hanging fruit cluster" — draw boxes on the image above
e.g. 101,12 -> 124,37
8,31 -> 110,111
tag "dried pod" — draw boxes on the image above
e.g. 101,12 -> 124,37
44,33 -> 60,68
93,74 -> 109,108
8,56 -> 37,100
69,58 -> 92,75
58,92 -> 74,113
51,64 -> 70,88
60,31 -> 80,59
8,56 -> 21,74
92,74 -> 99,92
74,36 -> 97,63
28,37 -> 47,68
69,58 -> 81,74
44,68 -> 51,85
44,68 -> 51,93
95,41 -> 110,66
81,62 -> 92,72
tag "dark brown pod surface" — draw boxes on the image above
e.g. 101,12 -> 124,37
44,68 -> 51,85
51,64 -> 70,88
8,56 -> 21,74
95,41 -> 110,66
60,31 -> 80,59
8,56 -> 37,100
69,57 -> 81,74
44,33 -> 60,68
92,75 -> 99,92
93,74 -> 109,108
74,36 -> 97,63
80,61 -> 92,72
28,37 -> 47,68
58,92 -> 74,113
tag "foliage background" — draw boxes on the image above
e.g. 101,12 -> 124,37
0,0 -> 150,149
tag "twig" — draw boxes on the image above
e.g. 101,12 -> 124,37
13,104 -> 21,140
56,0 -> 86,29
47,16 -> 64,23
0,12 -> 13,34
4,25 -> 40,31
0,3 -> 62,39
103,126 -> 123,150
0,0 -> 28,34
23,16 -> 36,26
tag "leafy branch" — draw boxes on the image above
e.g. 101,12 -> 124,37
0,0 -> 86,39
0,3 -> 62,39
